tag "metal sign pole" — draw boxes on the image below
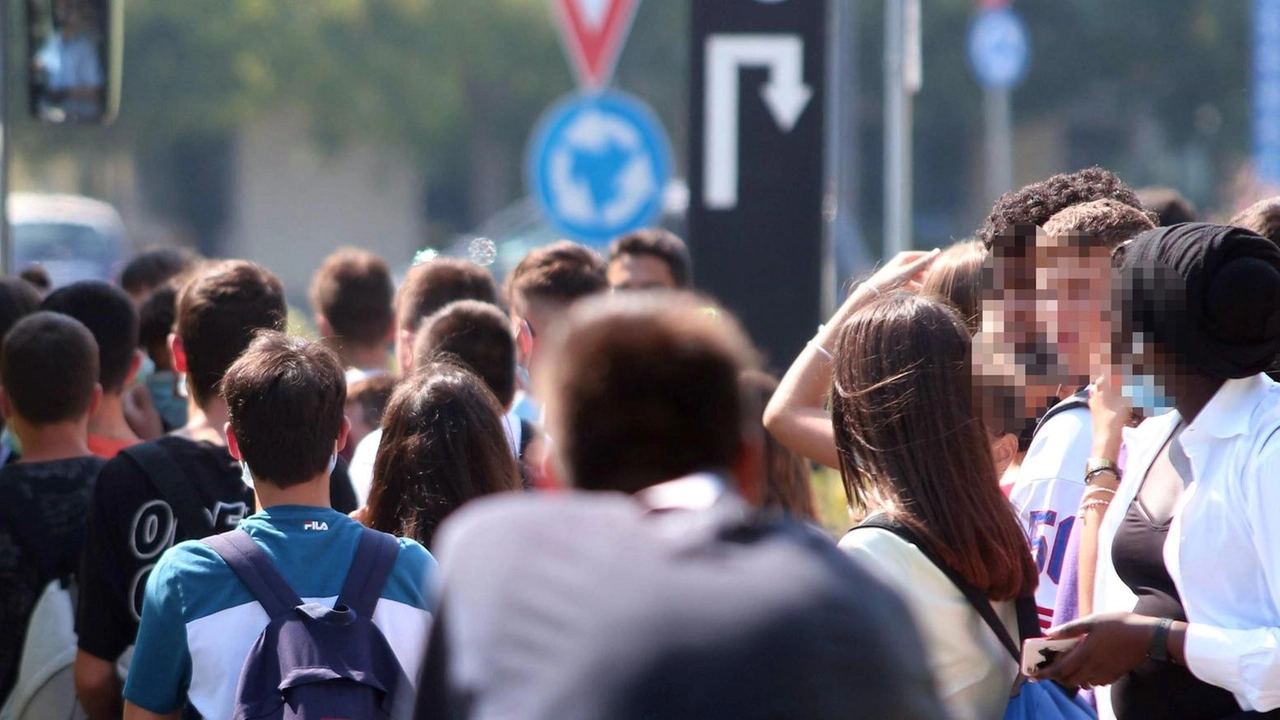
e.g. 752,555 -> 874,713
0,0 -> 10,276
984,86 -> 1013,204
884,0 -> 917,257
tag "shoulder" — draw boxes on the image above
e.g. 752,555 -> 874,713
837,526 -> 953,594
384,536 -> 436,609
436,491 -> 637,560
1018,405 -> 1093,484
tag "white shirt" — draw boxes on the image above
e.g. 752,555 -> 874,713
1010,403 -> 1094,631
1094,373 -> 1280,715
839,528 -> 1018,720
344,366 -> 389,386
348,408 -> 524,507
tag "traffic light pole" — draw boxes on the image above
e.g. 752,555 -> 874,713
0,0 -> 11,275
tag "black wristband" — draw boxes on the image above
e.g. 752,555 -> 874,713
1149,617 -> 1173,662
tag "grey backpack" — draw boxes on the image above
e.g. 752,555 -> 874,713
202,527 -> 410,719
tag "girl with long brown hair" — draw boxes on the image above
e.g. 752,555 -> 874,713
362,362 -> 522,550
834,292 -> 1037,720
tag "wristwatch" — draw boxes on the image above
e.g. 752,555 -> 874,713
1149,617 -> 1173,662
1085,457 -> 1120,484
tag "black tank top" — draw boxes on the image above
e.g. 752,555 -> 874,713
1111,495 -> 1273,719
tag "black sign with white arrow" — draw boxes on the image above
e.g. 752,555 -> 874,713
688,0 -> 826,371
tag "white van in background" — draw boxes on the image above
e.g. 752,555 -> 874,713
7,193 -> 127,288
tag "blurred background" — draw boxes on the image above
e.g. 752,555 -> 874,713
3,0 -> 1269,307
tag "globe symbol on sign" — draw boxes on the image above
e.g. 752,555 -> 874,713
528,91 -> 672,244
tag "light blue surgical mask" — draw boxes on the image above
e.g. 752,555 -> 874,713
134,354 -> 156,386
146,371 -> 188,430
1121,373 -> 1177,415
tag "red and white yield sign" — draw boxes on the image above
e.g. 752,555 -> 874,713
551,0 -> 641,89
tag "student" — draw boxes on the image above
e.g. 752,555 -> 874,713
119,247 -> 197,309
1009,199 -> 1155,632
418,293 -> 944,720
415,300 -> 536,466
362,362 -> 522,549
72,261 -> 355,719
43,281 -> 144,458
343,373 -> 396,464
1136,187 -> 1198,227
347,257 -> 501,497
1037,224 -> 1280,718
0,313 -> 104,706
835,293 -> 1039,720
0,277 -> 42,466
1231,195 -> 1280,245
606,228 -> 693,290
309,247 -> 395,384
505,240 -> 608,422
123,332 -> 434,720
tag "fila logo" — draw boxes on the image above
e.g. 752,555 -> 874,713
303,520 -> 329,531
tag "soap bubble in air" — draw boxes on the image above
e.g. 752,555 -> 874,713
412,248 -> 439,266
469,237 -> 497,267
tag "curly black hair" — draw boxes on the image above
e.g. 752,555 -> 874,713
975,167 -> 1157,248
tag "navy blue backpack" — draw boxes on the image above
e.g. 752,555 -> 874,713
203,527 -> 411,720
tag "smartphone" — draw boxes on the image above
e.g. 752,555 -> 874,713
1021,637 -> 1082,676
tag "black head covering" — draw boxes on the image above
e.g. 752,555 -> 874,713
1118,223 -> 1280,379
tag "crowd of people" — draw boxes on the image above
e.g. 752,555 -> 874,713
0,172 -> 1279,719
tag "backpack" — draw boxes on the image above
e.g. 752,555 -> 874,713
0,508 -> 85,720
202,527 -> 411,720
850,516 -> 1096,720
1031,390 -> 1091,442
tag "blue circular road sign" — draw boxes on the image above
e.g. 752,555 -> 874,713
968,7 -> 1030,90
526,90 -> 672,245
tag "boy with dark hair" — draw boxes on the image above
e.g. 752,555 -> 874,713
43,281 -> 144,458
343,374 -> 396,464
123,333 -> 433,720
0,277 -> 43,466
137,285 -> 186,432
119,247 -> 197,308
975,166 -> 1156,248
418,294 -> 944,719
73,261 -> 357,719
606,228 -> 693,290
0,313 -> 104,707
309,247 -> 395,383
17,264 -> 50,295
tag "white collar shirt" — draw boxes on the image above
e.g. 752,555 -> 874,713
1093,373 -> 1280,715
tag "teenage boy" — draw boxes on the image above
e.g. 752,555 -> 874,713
1008,199 -> 1155,631
309,247 -> 396,384
119,247 -> 197,309
73,261 -> 356,719
0,313 -> 104,705
606,228 -> 693,291
0,277 -> 42,466
122,332 -> 433,720
43,281 -> 144,458
418,294 -> 944,719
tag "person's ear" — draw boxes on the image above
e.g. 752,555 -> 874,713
335,416 -> 351,455
396,329 -> 416,375
0,387 -> 12,422
87,384 -> 104,420
515,320 -> 534,360
731,438 -> 764,506
224,422 -> 243,462
127,349 -> 144,385
169,334 -> 188,374
990,432 -> 1020,480
315,315 -> 333,341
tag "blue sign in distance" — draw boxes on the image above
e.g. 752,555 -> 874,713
1254,0 -> 1280,184
968,7 -> 1030,90
526,91 -> 672,244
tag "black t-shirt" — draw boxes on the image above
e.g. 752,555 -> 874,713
0,456 -> 104,701
75,436 -> 359,663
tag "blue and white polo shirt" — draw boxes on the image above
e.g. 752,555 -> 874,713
123,505 -> 436,718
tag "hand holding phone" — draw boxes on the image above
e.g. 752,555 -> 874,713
1021,636 -> 1082,676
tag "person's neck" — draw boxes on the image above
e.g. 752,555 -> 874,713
340,345 -> 389,374
12,418 -> 91,463
1176,377 -> 1227,425
253,473 -> 331,510
87,392 -> 140,443
177,395 -> 230,446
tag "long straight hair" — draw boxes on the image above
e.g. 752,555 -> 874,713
365,362 -> 522,550
831,292 -> 1036,601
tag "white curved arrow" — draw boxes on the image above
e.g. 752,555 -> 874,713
704,34 -> 813,210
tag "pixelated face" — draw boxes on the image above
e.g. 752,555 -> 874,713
1113,331 -> 1181,414
608,253 -> 676,291
1038,234 -> 1114,384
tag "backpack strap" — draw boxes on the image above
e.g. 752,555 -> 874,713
202,529 -> 303,619
853,516 -> 1022,662
336,528 -> 400,619
1031,389 -> 1090,441
122,443 -> 216,538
